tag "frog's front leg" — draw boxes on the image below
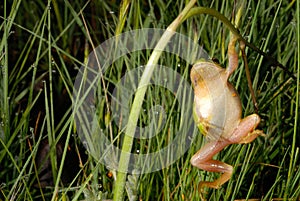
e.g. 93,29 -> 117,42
226,34 -> 239,76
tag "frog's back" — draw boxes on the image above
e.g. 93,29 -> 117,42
191,61 -> 242,141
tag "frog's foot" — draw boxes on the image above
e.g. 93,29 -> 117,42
191,154 -> 233,189
229,113 -> 262,144
239,129 -> 265,144
198,165 -> 233,189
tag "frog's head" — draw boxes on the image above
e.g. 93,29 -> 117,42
190,59 -> 225,88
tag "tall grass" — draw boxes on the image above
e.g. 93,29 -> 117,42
0,0 -> 299,200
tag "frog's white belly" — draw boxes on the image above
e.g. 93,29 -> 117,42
195,78 -> 241,141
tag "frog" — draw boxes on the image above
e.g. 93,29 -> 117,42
190,34 -> 263,189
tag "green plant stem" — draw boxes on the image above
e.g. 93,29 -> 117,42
0,0 -> 21,162
113,1 -> 197,200
115,0 -> 131,36
47,0 -> 58,195
284,0 -> 299,199
235,5 -> 259,111
51,0 -> 63,32
184,7 -> 296,80
3,0 -> 9,141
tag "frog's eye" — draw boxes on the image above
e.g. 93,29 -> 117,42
212,57 -> 220,64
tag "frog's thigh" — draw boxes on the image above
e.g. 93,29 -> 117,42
190,140 -> 231,172
230,114 -> 261,144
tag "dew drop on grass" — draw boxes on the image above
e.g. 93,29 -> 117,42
290,20 -> 296,26
82,140 -> 88,146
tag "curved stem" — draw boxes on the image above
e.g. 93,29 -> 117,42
113,2 -> 197,201
235,4 -> 259,112
183,7 -> 296,80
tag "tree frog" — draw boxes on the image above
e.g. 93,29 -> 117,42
190,35 -> 263,189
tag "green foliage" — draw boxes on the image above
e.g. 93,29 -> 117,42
0,0 -> 299,200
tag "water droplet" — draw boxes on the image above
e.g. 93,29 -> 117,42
109,11 -> 115,14
82,140 -> 88,146
290,21 -> 296,26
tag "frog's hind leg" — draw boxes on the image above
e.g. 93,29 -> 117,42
190,140 -> 233,189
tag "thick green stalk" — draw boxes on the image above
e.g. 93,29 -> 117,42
0,0 -> 21,163
113,1 -> 197,200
